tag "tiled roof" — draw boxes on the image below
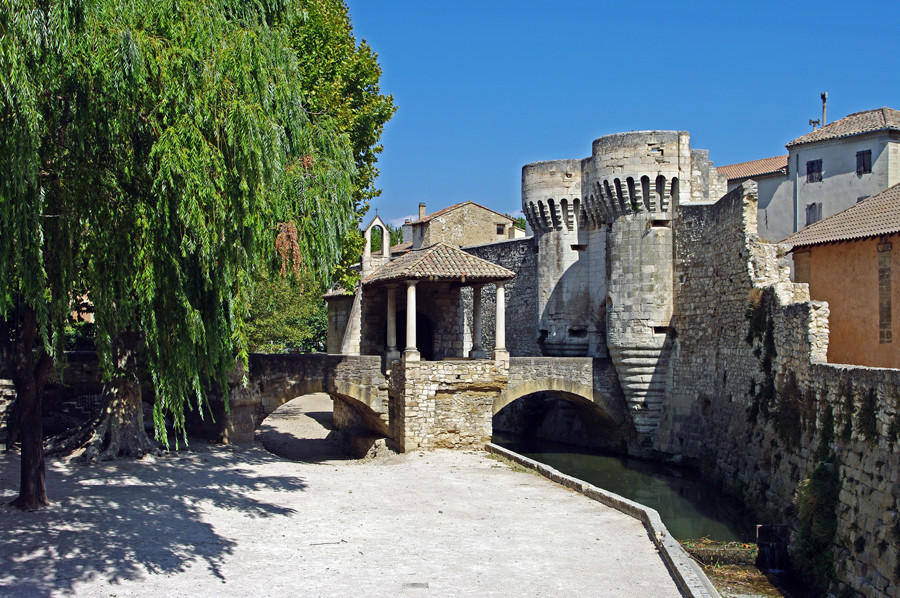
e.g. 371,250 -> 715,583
411,201 -> 516,225
390,241 -> 412,256
787,107 -> 900,147
363,242 -> 515,285
717,155 -> 788,181
781,182 -> 900,248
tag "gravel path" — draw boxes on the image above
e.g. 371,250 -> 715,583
0,395 -> 682,597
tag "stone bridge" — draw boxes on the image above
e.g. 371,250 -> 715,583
206,354 -> 633,453
1,352 -> 633,452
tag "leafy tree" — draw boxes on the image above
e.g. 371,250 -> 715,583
246,0 -> 397,353
247,272 -> 328,353
505,213 -> 527,231
0,0 -> 356,508
289,0 -> 396,211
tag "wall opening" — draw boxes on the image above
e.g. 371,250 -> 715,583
492,391 -> 626,453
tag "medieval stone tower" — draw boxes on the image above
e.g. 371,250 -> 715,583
523,131 -> 726,438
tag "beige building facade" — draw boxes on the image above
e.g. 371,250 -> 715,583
401,201 -> 525,250
786,183 -> 900,368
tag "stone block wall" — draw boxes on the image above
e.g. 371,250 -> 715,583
0,379 -> 14,444
665,180 -> 900,596
464,237 -> 541,356
389,359 -> 509,451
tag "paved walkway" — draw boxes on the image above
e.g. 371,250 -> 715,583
0,395 -> 682,597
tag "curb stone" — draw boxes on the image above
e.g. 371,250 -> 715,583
485,442 -> 720,598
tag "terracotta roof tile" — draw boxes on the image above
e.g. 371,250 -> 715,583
718,155 -> 788,181
390,241 -> 412,256
781,182 -> 900,248
363,242 -> 515,285
787,107 -> 900,147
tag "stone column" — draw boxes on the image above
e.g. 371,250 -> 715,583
494,281 -> 509,362
385,284 -> 401,366
404,280 -> 420,362
469,285 -> 485,359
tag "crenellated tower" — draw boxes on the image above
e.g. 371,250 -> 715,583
523,131 -> 726,440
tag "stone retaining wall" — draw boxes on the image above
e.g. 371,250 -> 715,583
665,181 -> 900,596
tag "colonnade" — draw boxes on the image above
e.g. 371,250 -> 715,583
383,280 -> 507,363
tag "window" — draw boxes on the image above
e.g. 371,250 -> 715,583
805,202 -> 822,226
806,159 -> 822,183
857,150 -> 872,176
496,224 -> 506,235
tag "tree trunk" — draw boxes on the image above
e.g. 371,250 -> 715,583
1,308 -> 52,510
45,331 -> 159,462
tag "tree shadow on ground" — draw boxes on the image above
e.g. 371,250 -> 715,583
0,443 -> 307,597
256,422 -> 354,463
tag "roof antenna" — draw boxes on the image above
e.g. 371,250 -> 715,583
809,92 -> 828,131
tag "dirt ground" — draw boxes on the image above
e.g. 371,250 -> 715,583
1,394 -> 683,597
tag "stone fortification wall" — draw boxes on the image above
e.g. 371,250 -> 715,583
389,359 -> 509,452
521,131 -> 727,439
522,159 -> 607,358
666,180 -> 900,596
464,237 -> 540,357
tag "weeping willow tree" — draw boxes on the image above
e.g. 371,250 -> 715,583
0,0 -> 356,508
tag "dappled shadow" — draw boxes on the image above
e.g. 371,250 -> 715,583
0,443 -> 307,597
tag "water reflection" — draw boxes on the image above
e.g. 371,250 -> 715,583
492,432 -> 756,542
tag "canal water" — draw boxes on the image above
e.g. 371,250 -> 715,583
492,432 -> 757,542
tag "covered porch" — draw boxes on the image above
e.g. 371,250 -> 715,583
360,242 -> 515,367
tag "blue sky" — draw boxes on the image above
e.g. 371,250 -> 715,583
346,1 -> 900,226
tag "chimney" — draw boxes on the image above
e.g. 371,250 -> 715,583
418,202 -> 426,220
821,91 -> 828,126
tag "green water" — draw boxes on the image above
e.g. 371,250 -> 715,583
492,432 -> 757,543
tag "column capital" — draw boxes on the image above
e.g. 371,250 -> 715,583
405,279 -> 419,286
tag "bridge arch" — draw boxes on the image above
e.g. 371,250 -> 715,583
215,354 -> 390,444
495,377 -> 626,428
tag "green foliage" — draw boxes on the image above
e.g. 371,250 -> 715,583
370,222 -> 402,251
1,0 -> 359,448
816,404 -> 835,462
288,0 -> 396,210
246,272 -> 328,353
794,458 -> 841,593
506,214 -> 527,231
858,387 -> 879,445
64,321 -> 96,352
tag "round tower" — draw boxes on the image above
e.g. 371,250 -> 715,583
523,159 -> 607,357
585,131 -> 690,437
